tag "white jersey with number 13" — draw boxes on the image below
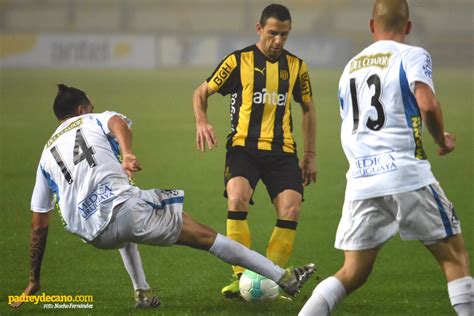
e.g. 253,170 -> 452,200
338,40 -> 437,200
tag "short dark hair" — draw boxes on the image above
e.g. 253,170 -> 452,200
53,84 -> 91,120
373,0 -> 409,33
260,4 -> 291,26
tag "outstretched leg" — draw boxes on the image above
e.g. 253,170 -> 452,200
176,212 -> 284,281
175,212 -> 315,296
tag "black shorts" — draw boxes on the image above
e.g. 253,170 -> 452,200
224,147 -> 304,203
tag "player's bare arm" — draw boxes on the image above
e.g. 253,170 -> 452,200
414,81 -> 455,155
300,99 -> 317,186
108,115 -> 142,177
192,82 -> 218,152
11,212 -> 50,308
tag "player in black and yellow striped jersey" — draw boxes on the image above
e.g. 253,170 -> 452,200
207,44 -> 312,153
193,4 -> 317,298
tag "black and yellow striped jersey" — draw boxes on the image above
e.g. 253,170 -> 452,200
207,44 -> 313,154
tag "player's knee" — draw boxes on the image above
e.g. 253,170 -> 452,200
277,204 -> 300,221
227,195 -> 250,211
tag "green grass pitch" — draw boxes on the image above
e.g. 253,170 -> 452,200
0,68 -> 472,315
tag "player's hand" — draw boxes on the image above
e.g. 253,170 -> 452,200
10,280 -> 40,308
122,153 -> 142,178
196,122 -> 218,152
301,152 -> 317,186
438,132 -> 455,156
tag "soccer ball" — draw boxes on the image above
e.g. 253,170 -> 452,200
239,270 -> 279,301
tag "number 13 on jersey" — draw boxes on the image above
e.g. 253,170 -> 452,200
349,74 -> 386,134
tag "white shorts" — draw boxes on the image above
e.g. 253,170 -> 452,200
90,188 -> 184,249
335,182 -> 461,251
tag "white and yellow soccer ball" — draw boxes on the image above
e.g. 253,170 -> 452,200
239,270 -> 279,301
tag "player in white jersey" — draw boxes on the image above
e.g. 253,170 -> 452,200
12,84 -> 315,310
25,85 -> 158,308
299,1 -> 472,315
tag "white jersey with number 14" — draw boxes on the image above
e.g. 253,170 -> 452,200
31,111 -> 133,241
338,40 -> 437,200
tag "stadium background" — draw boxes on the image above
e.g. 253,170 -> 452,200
0,0 -> 472,315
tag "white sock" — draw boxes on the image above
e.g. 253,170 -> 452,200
119,243 -> 150,290
299,276 -> 346,316
448,276 -> 474,316
299,291 -> 330,316
209,233 -> 285,281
